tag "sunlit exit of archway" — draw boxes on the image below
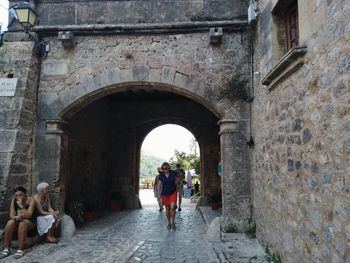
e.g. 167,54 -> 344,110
139,124 -> 200,206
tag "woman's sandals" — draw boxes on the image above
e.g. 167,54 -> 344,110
0,248 -> 10,259
14,249 -> 24,259
167,223 -> 177,230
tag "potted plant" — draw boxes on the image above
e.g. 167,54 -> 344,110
83,202 -> 97,222
110,192 -> 123,212
68,200 -> 84,225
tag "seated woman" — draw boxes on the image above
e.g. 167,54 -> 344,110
0,186 -> 36,259
33,182 -> 61,243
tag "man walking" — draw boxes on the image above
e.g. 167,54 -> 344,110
175,163 -> 185,211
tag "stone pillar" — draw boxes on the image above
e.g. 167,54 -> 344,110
34,119 -> 66,211
219,119 -> 252,233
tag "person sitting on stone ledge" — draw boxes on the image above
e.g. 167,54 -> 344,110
0,186 -> 36,259
34,182 -> 61,243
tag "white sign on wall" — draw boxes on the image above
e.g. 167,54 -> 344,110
0,78 -> 18,96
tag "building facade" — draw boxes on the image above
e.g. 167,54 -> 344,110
0,0 -> 349,262
252,0 -> 350,262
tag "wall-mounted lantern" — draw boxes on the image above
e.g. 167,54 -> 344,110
12,2 -> 38,28
12,2 -> 49,55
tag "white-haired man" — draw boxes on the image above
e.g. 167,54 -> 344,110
33,182 -> 61,243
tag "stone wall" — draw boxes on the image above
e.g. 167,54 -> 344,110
252,0 -> 350,262
65,99 -> 109,211
9,0 -> 248,26
0,42 -> 39,225
37,32 -> 249,98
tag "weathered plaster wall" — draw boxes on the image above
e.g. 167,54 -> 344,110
253,0 -> 350,262
0,42 -> 39,225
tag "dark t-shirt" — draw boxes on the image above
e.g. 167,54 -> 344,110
175,168 -> 185,186
158,170 -> 177,196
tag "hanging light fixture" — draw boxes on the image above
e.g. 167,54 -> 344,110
12,2 -> 38,29
11,2 -> 48,55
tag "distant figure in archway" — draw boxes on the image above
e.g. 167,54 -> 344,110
154,167 -> 163,212
158,162 -> 177,230
175,163 -> 185,211
186,170 -> 192,188
194,181 -> 200,194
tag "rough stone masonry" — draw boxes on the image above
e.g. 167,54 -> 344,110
252,0 -> 350,262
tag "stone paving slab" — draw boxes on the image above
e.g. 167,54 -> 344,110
214,233 -> 268,263
198,206 -> 268,263
198,206 -> 222,227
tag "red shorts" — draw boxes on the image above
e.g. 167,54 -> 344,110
162,191 -> 177,206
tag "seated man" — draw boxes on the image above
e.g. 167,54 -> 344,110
0,186 -> 36,259
33,182 -> 61,243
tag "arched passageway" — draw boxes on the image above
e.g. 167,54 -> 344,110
60,88 -> 221,213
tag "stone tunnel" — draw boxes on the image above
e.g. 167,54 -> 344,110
59,87 -> 221,212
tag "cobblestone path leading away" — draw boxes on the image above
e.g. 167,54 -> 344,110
2,203 -> 218,263
1,191 -> 267,263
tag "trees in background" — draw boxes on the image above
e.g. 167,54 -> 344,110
169,150 -> 200,175
139,149 -> 200,187
140,154 -> 165,184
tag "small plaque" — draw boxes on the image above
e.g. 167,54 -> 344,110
0,78 -> 18,96
42,60 -> 69,77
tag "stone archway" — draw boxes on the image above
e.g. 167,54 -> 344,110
53,88 -> 220,213
34,69 -> 252,232
37,66 -> 221,120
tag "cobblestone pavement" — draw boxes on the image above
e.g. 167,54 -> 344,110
1,192 -> 268,263
2,202 -> 218,263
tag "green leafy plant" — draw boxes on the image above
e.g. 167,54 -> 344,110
265,247 -> 283,263
169,150 -> 200,175
244,226 -> 256,239
249,255 -> 257,262
68,200 -> 84,224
